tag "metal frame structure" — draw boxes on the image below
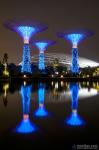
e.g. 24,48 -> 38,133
57,29 -> 94,74
32,40 -> 56,71
4,20 -> 47,73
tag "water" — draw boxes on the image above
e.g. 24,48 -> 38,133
0,81 -> 99,149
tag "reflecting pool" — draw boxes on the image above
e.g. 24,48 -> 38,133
0,81 -> 99,149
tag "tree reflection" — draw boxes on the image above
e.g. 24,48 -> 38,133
34,83 -> 49,117
66,82 -> 85,126
2,83 -> 9,107
15,83 -> 37,134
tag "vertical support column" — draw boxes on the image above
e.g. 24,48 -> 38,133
21,44 -> 31,73
71,48 -> 79,74
39,51 -> 45,71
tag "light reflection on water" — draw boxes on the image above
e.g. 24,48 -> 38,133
65,83 -> 85,126
0,81 -> 99,135
34,83 -> 49,118
15,84 -> 37,134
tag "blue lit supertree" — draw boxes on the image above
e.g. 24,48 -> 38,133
4,20 -> 47,73
34,83 -> 48,117
15,84 -> 37,134
32,40 -> 55,71
57,30 -> 94,74
65,82 -> 85,126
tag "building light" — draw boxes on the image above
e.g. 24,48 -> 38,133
23,74 -> 27,78
61,75 -> 63,78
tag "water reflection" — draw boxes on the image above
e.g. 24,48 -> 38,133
15,84 -> 37,134
66,83 -> 85,126
2,83 -> 9,107
34,83 -> 49,117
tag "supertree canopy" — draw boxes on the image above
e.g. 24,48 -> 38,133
4,20 -> 48,73
32,40 -> 56,70
15,84 -> 37,134
57,29 -> 94,73
66,82 -> 85,126
34,83 -> 48,117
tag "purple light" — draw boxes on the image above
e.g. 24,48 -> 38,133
66,34 -> 84,48
17,26 -> 36,44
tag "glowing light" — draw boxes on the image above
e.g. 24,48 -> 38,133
34,41 -> 55,71
61,81 -> 64,87
61,75 -> 63,78
23,74 -> 27,78
3,69 -> 9,76
16,118 -> 36,134
17,26 -> 36,44
21,44 -> 31,73
24,81 -> 26,86
21,85 -> 31,114
35,42 -> 48,71
39,52 -> 45,70
51,81 -> 54,86
66,83 -> 85,126
3,83 -> 9,91
15,84 -> 37,134
55,82 -> 58,89
70,83 -> 79,109
3,83 -> 9,99
55,72 -> 59,75
34,83 -> 48,117
65,33 -> 84,74
52,75 -> 54,77
66,34 -> 84,48
35,42 -> 48,52
71,48 -> 79,73
66,110 -> 84,126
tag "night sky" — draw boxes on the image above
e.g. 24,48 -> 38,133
0,0 -> 99,64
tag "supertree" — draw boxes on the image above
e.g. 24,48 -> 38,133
15,84 -> 37,134
34,83 -> 49,117
65,82 -> 85,126
57,29 -> 94,74
4,20 -> 47,73
32,40 -> 56,71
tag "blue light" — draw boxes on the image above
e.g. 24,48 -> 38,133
71,48 -> 79,73
66,83 -> 84,126
66,111 -> 84,126
34,83 -> 48,117
21,44 -> 31,73
67,34 -> 84,46
66,34 -> 84,74
70,83 -> 79,110
18,26 -> 36,43
35,42 -> 48,71
21,85 -> 32,114
35,107 -> 48,117
16,119 -> 36,134
35,42 -> 48,51
15,84 -> 37,134
39,52 -> 45,70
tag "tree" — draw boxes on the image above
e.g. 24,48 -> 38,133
3,53 -> 8,65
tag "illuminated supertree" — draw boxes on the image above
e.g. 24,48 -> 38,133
57,30 -> 93,74
4,20 -> 47,73
34,83 -> 48,117
32,40 -> 55,70
15,84 -> 37,134
66,82 -> 85,126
